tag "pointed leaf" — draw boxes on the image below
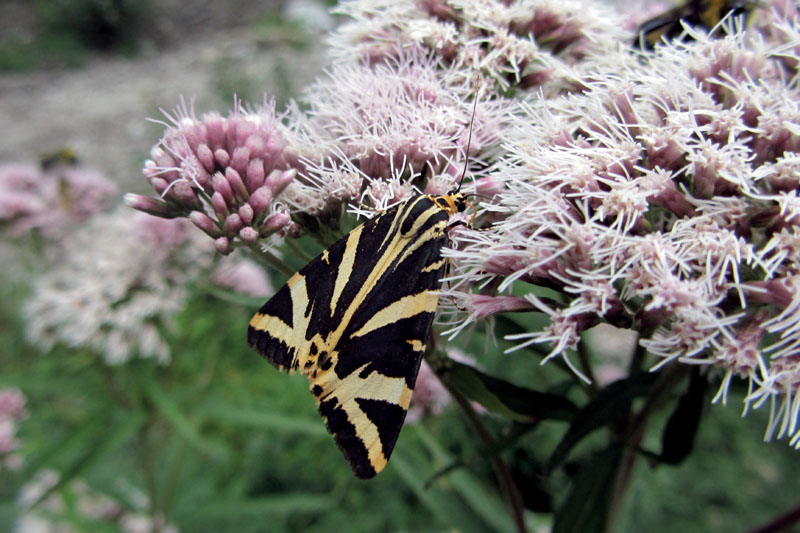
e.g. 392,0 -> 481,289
553,445 -> 623,533
546,372 -> 659,472
202,403 -> 328,436
415,424 -> 515,533
660,367 -> 707,465
391,449 -> 494,533
440,361 -> 578,422
141,377 -> 229,461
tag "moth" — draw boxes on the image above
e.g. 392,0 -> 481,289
247,191 -> 468,478
633,0 -> 752,50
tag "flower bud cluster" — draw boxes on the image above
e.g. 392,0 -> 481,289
126,98 -> 295,254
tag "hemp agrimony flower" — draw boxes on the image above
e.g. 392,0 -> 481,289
442,11 -> 800,446
25,209 -> 215,365
126,97 -> 296,255
0,160 -> 117,239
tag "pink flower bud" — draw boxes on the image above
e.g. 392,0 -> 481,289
264,168 -> 295,196
245,159 -> 266,192
124,193 -> 176,218
151,147 -> 177,170
230,146 -> 251,176
239,226 -> 259,243
260,212 -> 291,236
471,295 -> 530,319
147,176 -> 169,196
245,134 -> 267,158
196,143 -> 216,173
248,186 -> 273,217
225,167 -> 249,200
646,133 -> 683,170
211,191 -> 229,218
204,112 -> 227,148
223,213 -> 243,235
214,148 -> 231,168
197,167 -> 213,191
189,210 -> 221,238
238,203 -> 254,225
212,172 -> 235,205
169,180 -> 200,209
215,236 -> 232,255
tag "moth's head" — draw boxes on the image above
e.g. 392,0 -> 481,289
434,193 -> 468,216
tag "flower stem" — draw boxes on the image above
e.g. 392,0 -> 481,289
447,385 -> 527,533
244,242 -> 294,277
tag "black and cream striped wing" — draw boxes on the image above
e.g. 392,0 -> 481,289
248,195 -> 452,478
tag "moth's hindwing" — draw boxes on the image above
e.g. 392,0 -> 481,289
248,194 -> 461,478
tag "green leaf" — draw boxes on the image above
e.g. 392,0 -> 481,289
26,410 -> 147,507
200,285 -> 268,307
553,445 -> 623,533
660,367 -> 707,465
425,423 -> 537,486
390,448 -> 492,533
546,372 -> 659,472
140,376 -> 230,461
23,408 -> 113,479
415,424 -> 516,533
202,403 -> 328,437
440,361 -> 578,422
186,494 -> 333,519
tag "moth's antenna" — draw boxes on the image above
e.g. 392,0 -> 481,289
456,89 -> 480,194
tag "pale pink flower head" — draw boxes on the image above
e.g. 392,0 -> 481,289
0,387 -> 26,469
0,160 -> 117,238
332,0 -> 627,93
25,208 -> 216,365
0,388 -> 26,420
213,257 -> 273,297
17,470 -> 179,533
283,52 -> 499,215
406,359 -> 451,423
440,15 -> 800,445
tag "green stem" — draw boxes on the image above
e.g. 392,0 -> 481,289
443,378 -> 527,533
284,235 -> 314,264
244,242 -> 294,277
137,419 -> 161,529
606,363 -> 688,530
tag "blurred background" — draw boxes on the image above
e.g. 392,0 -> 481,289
0,0 -> 329,189
1,1 -> 799,532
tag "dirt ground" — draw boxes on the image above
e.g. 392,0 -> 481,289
0,0 -> 326,193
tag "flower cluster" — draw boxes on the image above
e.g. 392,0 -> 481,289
0,159 -> 117,239
17,470 -> 178,533
443,8 -> 800,444
126,98 -> 296,255
25,206 -> 273,365
132,0 -> 633,248
283,52 -> 501,224
0,388 -> 26,470
24,208 -> 216,365
331,0 -> 627,94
